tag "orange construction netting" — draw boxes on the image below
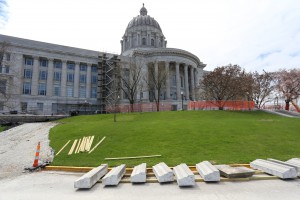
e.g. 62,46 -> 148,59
188,100 -> 255,110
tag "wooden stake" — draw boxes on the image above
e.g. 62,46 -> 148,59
80,137 -> 87,152
87,136 -> 94,151
84,136 -> 91,151
75,138 -> 82,154
68,139 -> 78,155
55,140 -> 71,156
88,136 -> 106,154
104,155 -> 162,160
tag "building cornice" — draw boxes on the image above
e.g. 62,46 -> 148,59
131,48 -> 206,68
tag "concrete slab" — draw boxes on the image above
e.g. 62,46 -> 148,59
250,159 -> 297,179
102,164 -> 126,186
74,164 -> 108,189
173,163 -> 195,186
215,165 -> 255,178
152,162 -> 173,183
196,161 -> 220,182
2,171 -> 300,200
268,158 -> 300,176
131,163 -> 146,183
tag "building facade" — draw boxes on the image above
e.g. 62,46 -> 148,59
0,5 -> 206,115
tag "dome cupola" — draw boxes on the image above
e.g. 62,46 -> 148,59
121,4 -> 167,55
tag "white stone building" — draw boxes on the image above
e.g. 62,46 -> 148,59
0,5 -> 206,115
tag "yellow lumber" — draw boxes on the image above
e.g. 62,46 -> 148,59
55,140 -> 71,156
68,139 -> 78,155
84,136 -> 91,151
75,138 -> 82,154
88,136 -> 106,154
104,155 -> 161,160
80,137 -> 87,152
86,136 -> 94,152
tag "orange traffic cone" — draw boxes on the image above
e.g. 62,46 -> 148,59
33,142 -> 40,167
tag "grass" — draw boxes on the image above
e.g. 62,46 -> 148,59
0,126 -> 5,132
49,110 -> 300,167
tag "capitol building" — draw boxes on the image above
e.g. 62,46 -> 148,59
0,5 -> 206,115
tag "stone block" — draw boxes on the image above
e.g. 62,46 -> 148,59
268,158 -> 300,176
250,159 -> 297,179
74,164 -> 108,189
173,163 -> 195,186
196,161 -> 220,182
102,164 -> 126,186
152,162 -> 174,183
215,165 -> 255,178
131,163 -> 147,183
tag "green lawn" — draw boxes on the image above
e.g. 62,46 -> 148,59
0,126 -> 5,132
49,111 -> 300,167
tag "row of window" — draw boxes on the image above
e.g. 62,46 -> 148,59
22,82 -> 97,98
23,69 -> 98,84
0,65 -> 9,74
0,53 -> 10,61
24,57 -> 98,72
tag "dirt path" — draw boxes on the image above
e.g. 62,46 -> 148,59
0,122 -> 58,179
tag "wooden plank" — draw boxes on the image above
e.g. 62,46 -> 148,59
104,155 -> 161,160
68,139 -> 78,155
55,140 -> 71,156
86,136 -> 94,151
85,136 -> 92,151
80,137 -> 87,152
88,136 -> 106,154
75,138 -> 82,154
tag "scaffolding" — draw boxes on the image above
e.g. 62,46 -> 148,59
98,54 -> 120,114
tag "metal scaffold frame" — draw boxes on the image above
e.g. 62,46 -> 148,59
98,54 -> 120,114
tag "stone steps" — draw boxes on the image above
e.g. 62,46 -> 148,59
152,162 -> 173,183
102,164 -> 126,186
250,159 -> 297,179
74,164 -> 108,189
173,163 -> 195,186
196,161 -> 220,182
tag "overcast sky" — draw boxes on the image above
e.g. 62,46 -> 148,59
1,0 -> 300,72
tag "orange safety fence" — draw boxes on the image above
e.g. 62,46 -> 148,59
188,100 -> 255,110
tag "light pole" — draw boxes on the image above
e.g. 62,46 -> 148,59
181,91 -> 184,111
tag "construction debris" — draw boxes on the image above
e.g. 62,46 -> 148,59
55,140 -> 71,156
88,136 -> 106,154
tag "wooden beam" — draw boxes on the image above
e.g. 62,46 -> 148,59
68,139 -> 78,155
55,140 -> 71,156
75,138 -> 82,154
104,155 -> 161,160
88,136 -> 106,154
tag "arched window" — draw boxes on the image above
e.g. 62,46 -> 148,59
151,39 -> 155,46
142,38 -> 146,45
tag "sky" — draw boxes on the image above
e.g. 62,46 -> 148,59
1,0 -> 300,72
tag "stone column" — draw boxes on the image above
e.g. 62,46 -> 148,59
142,63 -> 149,101
74,62 -> 80,98
176,62 -> 180,100
154,62 -> 158,100
165,62 -> 170,99
191,66 -> 195,100
86,64 -> 92,98
184,64 -> 190,100
46,59 -> 54,97
31,56 -> 39,96
61,60 -> 67,97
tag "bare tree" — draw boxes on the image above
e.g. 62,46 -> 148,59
144,62 -> 167,111
201,64 -> 252,110
252,70 -> 275,109
275,68 -> 300,111
118,57 -> 143,112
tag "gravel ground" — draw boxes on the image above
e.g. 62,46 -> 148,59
0,122 -> 58,179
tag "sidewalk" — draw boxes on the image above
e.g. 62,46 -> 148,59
0,171 -> 299,200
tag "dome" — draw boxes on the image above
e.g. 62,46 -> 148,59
121,4 -> 167,54
126,4 -> 162,32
